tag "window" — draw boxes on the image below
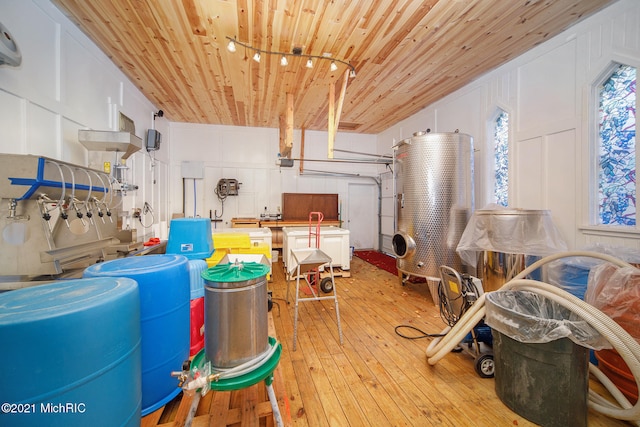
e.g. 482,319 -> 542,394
493,109 -> 509,207
597,64 -> 636,226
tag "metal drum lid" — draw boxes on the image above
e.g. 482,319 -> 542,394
202,261 -> 269,288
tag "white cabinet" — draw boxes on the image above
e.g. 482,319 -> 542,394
282,227 -> 350,272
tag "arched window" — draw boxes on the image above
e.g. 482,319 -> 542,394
493,109 -> 509,207
597,64 -> 636,226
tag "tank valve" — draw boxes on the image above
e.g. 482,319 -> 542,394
170,359 -> 193,388
170,370 -> 190,388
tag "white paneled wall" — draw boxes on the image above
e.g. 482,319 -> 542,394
378,0 -> 640,253
170,123 -> 380,249
0,0 -> 169,241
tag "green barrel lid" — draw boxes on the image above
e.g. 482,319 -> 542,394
202,261 -> 269,283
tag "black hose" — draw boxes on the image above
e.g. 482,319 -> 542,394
394,325 -> 446,340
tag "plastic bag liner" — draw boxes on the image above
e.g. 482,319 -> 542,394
456,206 -> 567,267
485,290 -> 610,350
585,263 -> 640,342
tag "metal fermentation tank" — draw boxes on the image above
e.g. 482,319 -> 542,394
392,131 -> 474,279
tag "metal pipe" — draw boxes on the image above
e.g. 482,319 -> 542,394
290,157 -> 391,164
332,148 -> 393,159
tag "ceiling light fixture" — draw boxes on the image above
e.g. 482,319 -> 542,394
225,36 -> 356,78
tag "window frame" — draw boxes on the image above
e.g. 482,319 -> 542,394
487,106 -> 512,208
583,59 -> 640,237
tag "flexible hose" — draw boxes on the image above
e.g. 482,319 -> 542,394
44,160 -> 65,208
212,340 -> 279,379
425,251 -> 640,422
503,279 -> 640,421
184,339 -> 281,392
76,167 -> 93,203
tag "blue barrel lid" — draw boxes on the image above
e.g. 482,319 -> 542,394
202,261 -> 269,284
84,254 -> 187,275
0,277 -> 138,324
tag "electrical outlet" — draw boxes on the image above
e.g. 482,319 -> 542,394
132,208 -> 141,218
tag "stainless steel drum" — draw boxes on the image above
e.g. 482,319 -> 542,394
480,251 -> 528,292
459,209 -> 564,291
392,131 -> 474,279
202,261 -> 270,368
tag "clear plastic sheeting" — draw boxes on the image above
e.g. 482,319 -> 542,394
585,263 -> 640,340
582,243 -> 640,265
547,244 -> 640,300
547,256 -> 601,300
485,290 -> 609,350
456,206 -> 567,267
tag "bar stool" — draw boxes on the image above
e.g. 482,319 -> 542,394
286,248 -> 344,351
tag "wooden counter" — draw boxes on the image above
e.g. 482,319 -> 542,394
233,219 -> 342,248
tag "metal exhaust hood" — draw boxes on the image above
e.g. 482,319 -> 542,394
78,130 -> 142,160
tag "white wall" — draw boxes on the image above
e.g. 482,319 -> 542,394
377,0 -> 640,254
0,0 -> 170,240
169,122 -> 380,248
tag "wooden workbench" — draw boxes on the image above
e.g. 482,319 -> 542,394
232,219 -> 342,249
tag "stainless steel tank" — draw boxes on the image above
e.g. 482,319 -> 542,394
201,261 -> 270,368
392,131 -> 474,279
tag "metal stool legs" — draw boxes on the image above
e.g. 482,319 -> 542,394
287,248 -> 343,351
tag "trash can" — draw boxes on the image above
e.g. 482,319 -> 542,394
485,291 -> 605,427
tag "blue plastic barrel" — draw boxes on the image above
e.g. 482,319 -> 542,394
166,218 -> 214,260
548,258 -> 594,300
84,254 -> 190,416
0,278 -> 141,427
188,259 -> 207,300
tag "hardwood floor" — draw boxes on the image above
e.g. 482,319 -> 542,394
270,256 -> 628,427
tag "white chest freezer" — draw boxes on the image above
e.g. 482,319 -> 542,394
282,226 -> 350,271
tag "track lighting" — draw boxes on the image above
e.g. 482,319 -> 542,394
224,36 -> 356,78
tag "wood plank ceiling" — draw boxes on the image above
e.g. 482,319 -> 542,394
52,0 -> 615,134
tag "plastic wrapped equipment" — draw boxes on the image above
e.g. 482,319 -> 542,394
457,206 -> 567,267
485,290 -> 609,350
585,263 -> 640,341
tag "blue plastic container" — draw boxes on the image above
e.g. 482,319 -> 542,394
84,255 -> 190,416
0,277 -> 141,427
188,259 -> 207,300
166,218 -> 214,260
548,258 -> 594,300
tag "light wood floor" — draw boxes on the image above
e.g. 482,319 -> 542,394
270,255 -> 629,426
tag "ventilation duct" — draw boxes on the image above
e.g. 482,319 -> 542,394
78,130 -> 142,160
